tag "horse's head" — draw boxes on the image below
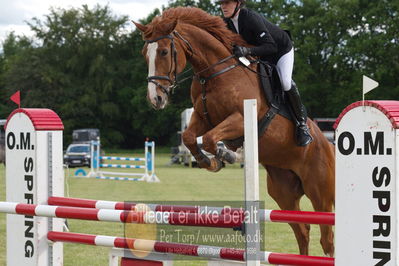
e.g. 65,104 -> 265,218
134,19 -> 188,109
134,7 -> 246,109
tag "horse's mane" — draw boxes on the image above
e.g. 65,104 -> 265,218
144,7 -> 246,50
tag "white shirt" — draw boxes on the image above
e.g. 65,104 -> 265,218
231,12 -> 240,33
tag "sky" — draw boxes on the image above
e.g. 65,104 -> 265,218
0,0 -> 170,45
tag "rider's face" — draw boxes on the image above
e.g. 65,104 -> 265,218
220,0 -> 238,18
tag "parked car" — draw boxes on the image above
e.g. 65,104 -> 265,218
313,118 -> 336,144
63,143 -> 91,167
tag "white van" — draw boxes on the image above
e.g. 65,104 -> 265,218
172,108 -> 226,167
313,118 -> 336,144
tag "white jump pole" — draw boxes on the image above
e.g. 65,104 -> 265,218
144,140 -> 159,182
5,108 -> 64,266
335,100 -> 399,265
87,138 -> 159,182
243,99 -> 261,266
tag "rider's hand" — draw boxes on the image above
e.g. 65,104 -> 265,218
233,45 -> 251,57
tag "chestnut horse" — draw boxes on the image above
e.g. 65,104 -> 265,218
134,7 -> 335,257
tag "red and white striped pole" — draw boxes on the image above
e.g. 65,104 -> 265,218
47,196 -> 199,213
48,231 -> 245,261
47,231 -> 334,266
0,202 -> 244,228
48,196 -> 335,225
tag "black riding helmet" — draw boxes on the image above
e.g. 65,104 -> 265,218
216,0 -> 246,18
216,0 -> 246,4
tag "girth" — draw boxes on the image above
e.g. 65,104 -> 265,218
224,62 -> 284,149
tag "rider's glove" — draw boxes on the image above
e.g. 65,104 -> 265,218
233,45 -> 251,57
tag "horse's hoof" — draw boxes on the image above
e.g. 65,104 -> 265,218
206,157 -> 223,172
216,147 -> 236,164
196,156 -> 211,169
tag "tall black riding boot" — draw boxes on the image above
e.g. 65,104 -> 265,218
287,83 -> 313,146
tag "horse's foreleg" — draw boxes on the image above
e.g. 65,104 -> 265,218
181,111 -> 221,171
201,112 -> 244,165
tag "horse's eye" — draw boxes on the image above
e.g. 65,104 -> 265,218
160,49 -> 168,56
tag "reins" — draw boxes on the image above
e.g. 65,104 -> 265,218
176,55 -> 236,84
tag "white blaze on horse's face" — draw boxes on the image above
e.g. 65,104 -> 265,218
147,42 -> 159,107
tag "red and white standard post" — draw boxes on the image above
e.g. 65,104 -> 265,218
5,109 -> 64,266
335,100 -> 399,265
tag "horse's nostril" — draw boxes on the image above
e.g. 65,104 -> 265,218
157,95 -> 163,103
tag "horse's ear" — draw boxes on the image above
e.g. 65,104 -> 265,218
164,19 -> 178,34
133,21 -> 148,33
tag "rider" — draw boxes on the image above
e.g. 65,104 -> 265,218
217,0 -> 313,146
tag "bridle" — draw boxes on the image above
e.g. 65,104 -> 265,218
146,31 -> 193,96
145,31 -> 243,95
145,30 -> 258,127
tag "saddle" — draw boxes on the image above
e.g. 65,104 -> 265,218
257,61 -> 293,130
223,61 -> 298,149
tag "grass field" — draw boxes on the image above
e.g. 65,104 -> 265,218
0,150 -> 326,265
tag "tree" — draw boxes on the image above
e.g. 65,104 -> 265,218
168,0 -> 220,14
2,5 -> 136,146
344,0 -> 399,101
0,33 -> 36,117
249,0 -> 398,117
